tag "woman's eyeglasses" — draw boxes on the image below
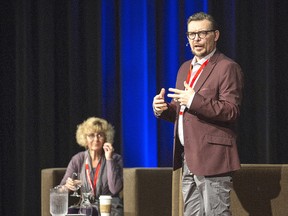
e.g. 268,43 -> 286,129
86,133 -> 105,140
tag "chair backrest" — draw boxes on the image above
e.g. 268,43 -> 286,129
230,164 -> 288,216
123,168 -> 172,216
41,168 -> 66,216
172,164 -> 288,216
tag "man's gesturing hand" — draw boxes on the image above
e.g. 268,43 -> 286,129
152,88 -> 168,115
167,82 -> 195,106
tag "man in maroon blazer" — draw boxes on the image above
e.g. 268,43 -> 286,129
152,12 -> 244,216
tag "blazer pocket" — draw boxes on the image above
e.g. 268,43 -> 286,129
205,134 -> 234,146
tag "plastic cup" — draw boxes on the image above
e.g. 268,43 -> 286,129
99,195 -> 112,216
50,186 -> 68,216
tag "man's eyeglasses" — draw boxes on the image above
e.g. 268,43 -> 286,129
186,30 -> 216,40
86,133 -> 105,140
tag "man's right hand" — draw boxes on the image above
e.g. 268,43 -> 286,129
152,88 -> 168,115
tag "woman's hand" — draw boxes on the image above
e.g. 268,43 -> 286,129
65,177 -> 81,191
103,142 -> 114,160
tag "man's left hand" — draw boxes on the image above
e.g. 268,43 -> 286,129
167,81 -> 194,106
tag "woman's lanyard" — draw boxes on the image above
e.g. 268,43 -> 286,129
85,157 -> 102,195
179,59 -> 209,115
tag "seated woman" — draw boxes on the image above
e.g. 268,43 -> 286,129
60,117 -> 123,216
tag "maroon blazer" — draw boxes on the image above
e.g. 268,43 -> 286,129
159,50 -> 244,176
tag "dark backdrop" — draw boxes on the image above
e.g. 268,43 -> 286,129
1,0 -> 288,215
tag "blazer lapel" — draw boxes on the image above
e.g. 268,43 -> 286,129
193,51 -> 219,92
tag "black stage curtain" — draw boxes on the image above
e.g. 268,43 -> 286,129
1,0 -> 288,215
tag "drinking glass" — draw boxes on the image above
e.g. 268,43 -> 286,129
50,185 -> 68,216
70,172 -> 81,197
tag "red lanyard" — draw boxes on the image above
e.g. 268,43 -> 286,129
85,158 -> 102,194
179,59 -> 209,116
186,59 -> 209,88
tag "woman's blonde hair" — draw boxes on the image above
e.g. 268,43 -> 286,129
76,117 -> 115,147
